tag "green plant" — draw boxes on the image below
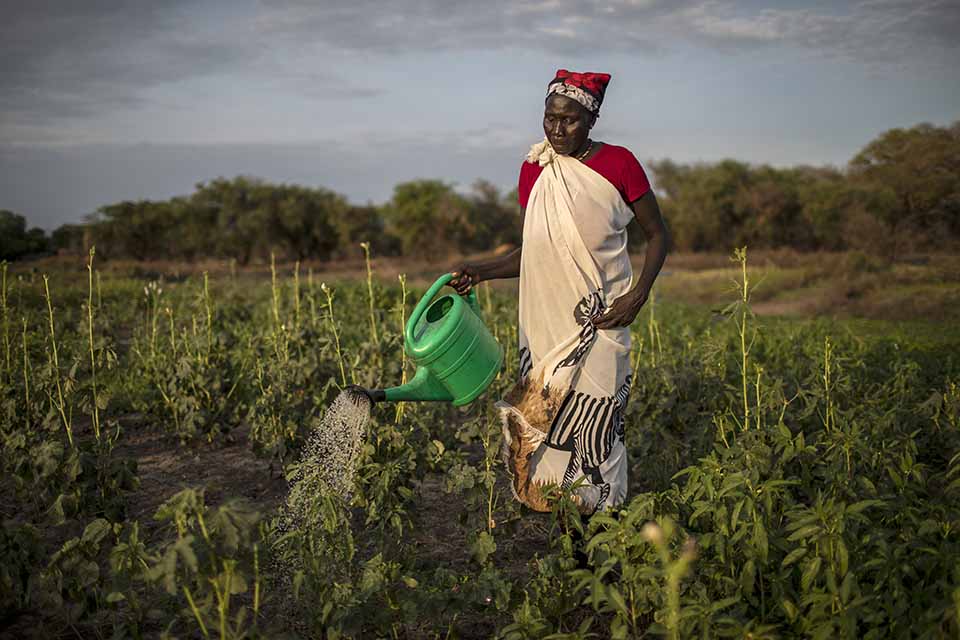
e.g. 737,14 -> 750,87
2,258 -> 958,638
42,275 -> 74,448
147,488 -> 264,639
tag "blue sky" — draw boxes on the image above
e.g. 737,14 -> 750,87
2,0 -> 958,229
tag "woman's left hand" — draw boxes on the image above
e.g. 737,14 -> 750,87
593,290 -> 648,329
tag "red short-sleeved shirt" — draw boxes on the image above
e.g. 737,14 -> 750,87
518,143 -> 651,210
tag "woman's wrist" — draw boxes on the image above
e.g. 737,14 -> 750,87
627,283 -> 650,304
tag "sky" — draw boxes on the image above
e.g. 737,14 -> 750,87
1,0 -> 958,230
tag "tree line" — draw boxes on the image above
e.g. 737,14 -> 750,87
651,121 -> 960,260
3,178 -> 522,264
3,121 -> 957,263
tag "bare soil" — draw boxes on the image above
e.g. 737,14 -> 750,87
114,419 -> 289,535
111,417 -> 555,639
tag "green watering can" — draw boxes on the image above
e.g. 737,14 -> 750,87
351,273 -> 503,405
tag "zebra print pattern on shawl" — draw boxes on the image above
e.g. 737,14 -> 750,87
518,346 -> 533,381
552,291 -> 606,375
546,375 -> 632,496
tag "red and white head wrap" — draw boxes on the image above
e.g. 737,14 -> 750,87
546,69 -> 612,115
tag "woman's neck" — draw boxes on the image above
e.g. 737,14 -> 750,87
573,138 -> 593,160
575,139 -> 603,162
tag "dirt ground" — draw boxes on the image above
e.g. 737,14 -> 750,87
115,419 -> 289,534
109,414 -> 558,638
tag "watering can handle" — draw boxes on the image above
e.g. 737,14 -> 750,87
405,273 -> 480,346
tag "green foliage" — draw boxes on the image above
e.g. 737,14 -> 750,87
5,121 -> 960,267
130,276 -> 247,443
247,265 -> 343,465
39,518 -> 114,624
49,172 -> 526,266
1,250 -> 959,637
0,210 -> 48,260
50,224 -> 86,254
849,121 -> 960,259
650,121 -> 960,256
384,179 -> 471,257
145,488 -> 265,638
0,521 -> 43,615
87,177 -> 356,264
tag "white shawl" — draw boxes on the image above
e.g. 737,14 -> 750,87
498,139 -> 634,514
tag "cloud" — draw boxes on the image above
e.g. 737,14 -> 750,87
254,0 -> 680,54
0,112 -> 877,231
2,1 -> 956,144
0,1 -> 383,141
674,0 -> 960,65
256,0 -> 960,64
1,3 -> 240,120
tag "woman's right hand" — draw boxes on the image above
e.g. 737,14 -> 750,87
449,264 -> 481,295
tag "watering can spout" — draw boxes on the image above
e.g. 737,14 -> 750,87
345,385 -> 386,404
385,367 -> 454,403
347,368 -> 452,404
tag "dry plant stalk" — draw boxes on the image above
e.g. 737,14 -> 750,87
86,247 -> 102,443
43,275 -> 73,448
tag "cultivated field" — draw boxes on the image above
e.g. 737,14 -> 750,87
1,249 -> 958,638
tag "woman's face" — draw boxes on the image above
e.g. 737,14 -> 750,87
543,93 -> 594,155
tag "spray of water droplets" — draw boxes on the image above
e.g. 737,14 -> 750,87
270,389 -> 373,622
280,389 -> 372,528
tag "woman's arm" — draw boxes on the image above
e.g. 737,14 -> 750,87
629,190 -> 670,300
593,191 -> 670,329
449,207 -> 524,294
449,245 -> 522,295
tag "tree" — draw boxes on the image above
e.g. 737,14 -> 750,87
649,159 -> 753,251
383,180 -> 469,258
735,167 -> 810,249
195,177 -> 267,265
461,180 -> 522,253
271,185 -> 345,261
22,120 -> 960,265
1,210 -> 48,260
50,224 -> 86,254
334,204 -> 399,259
849,121 -> 960,259
88,200 -> 174,261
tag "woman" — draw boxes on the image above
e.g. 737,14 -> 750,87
450,69 -> 669,514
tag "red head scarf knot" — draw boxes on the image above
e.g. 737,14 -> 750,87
547,69 -> 612,115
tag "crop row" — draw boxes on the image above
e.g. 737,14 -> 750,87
1,250 -> 958,638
